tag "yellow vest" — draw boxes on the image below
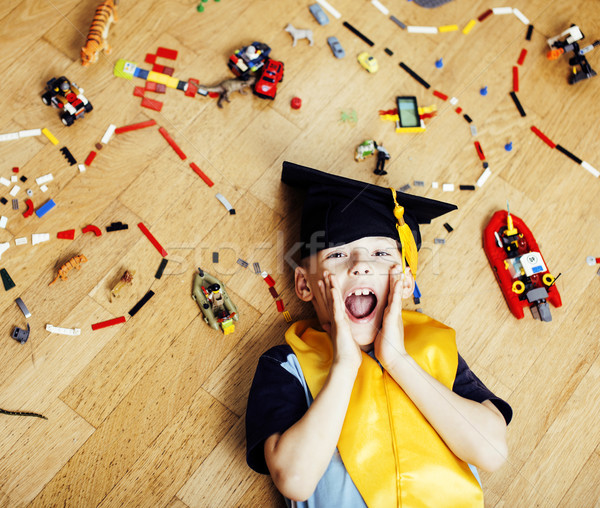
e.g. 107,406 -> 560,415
285,310 -> 484,508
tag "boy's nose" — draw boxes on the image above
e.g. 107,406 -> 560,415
349,251 -> 371,275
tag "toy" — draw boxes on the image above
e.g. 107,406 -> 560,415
373,144 -> 390,175
253,60 -> 284,100
227,42 -> 271,78
284,24 -> 314,47
110,270 -> 135,301
41,77 -> 93,126
355,139 -> 377,161
80,0 -> 118,66
483,208 -> 561,321
309,3 -> 329,25
49,254 -> 88,286
191,268 -> 238,334
201,76 -> 257,108
358,52 -> 378,73
291,97 -> 302,109
547,25 -> 599,84
327,36 -> 345,58
11,324 -> 30,344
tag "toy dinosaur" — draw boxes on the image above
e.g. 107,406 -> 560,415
199,75 -> 257,108
49,254 -> 88,286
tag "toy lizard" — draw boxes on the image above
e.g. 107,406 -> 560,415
199,75 -> 257,108
49,254 -> 88,286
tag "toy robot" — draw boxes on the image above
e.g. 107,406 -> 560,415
547,25 -> 599,84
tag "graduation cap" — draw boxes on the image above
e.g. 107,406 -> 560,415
281,161 -> 457,275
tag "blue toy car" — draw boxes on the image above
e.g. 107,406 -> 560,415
309,4 -> 329,25
327,36 -> 345,58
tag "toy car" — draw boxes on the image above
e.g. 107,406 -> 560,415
192,268 -> 239,334
253,59 -> 284,100
327,36 -> 345,58
228,42 -> 271,79
483,209 -> 562,321
41,76 -> 93,126
309,3 -> 329,25
357,52 -> 378,73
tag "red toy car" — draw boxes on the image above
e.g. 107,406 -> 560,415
483,209 -> 561,321
41,76 -> 93,126
253,59 -> 284,100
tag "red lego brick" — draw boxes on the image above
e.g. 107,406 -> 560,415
12,167 -> 18,173
189,162 -> 214,187
478,9 -> 493,22
57,229 -> 76,240
517,48 -> 527,66
433,90 -> 448,101
269,286 -> 279,298
84,150 -> 97,166
92,316 -> 126,330
155,84 -> 167,94
159,127 -> 187,160
185,79 -> 199,97
145,53 -> 157,64
138,222 -> 168,257
276,299 -> 285,312
208,92 -> 219,98
530,126 -> 556,149
115,120 -> 157,134
134,86 -> 146,97
162,67 -> 175,76
82,224 -> 102,236
455,107 -> 463,114
145,81 -> 158,92
262,273 -> 276,287
156,47 -> 178,60
152,64 -> 165,74
513,66 -> 519,92
23,199 -> 34,218
474,141 -> 486,161
141,97 -> 163,111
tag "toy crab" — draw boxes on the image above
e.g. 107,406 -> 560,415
192,268 -> 239,334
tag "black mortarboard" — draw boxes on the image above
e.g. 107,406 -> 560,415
281,161 -> 457,268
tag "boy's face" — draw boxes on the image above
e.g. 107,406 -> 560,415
295,236 -> 414,349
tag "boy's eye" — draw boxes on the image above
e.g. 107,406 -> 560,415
374,250 -> 391,256
325,251 -> 346,259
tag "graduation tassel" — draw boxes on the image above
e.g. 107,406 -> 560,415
390,188 -> 418,277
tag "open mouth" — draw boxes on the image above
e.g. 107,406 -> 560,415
345,289 -> 378,321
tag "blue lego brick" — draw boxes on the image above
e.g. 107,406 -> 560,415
35,199 -> 56,218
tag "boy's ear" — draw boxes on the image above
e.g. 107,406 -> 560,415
295,266 -> 314,302
401,266 -> 415,300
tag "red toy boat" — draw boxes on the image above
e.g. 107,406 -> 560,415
483,210 -> 562,321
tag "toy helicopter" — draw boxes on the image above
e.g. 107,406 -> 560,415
191,268 -> 239,334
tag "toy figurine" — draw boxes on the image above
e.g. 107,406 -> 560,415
49,254 -> 88,286
192,268 -> 239,334
547,25 -> 599,84
374,144 -> 390,175
110,270 -> 135,301
228,42 -> 272,78
200,76 -> 257,108
284,24 -> 314,47
355,139 -> 377,162
483,206 -> 562,321
41,77 -> 93,126
80,0 -> 118,66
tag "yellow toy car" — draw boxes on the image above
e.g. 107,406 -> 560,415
357,52 -> 378,73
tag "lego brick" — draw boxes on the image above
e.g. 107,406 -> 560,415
60,146 -> 77,165
12,199 -> 18,210
0,242 -> 9,258
212,252 -> 219,263
140,97 -> 163,111
40,185 -> 48,193
407,26 -> 438,34
449,97 -> 458,105
135,68 -> 149,80
189,162 -> 213,187
57,229 -> 76,240
144,53 -> 157,64
0,197 -> 6,204
15,237 -> 27,245
91,316 -> 126,330
370,0 -> 388,15
114,119 -> 157,134
36,174 -> 53,185
581,161 -> 600,178
474,141 -> 486,161
462,19 -> 477,34
9,186 -> 20,197
384,48 -> 393,56
19,176 -> 26,182
517,48 -> 528,66
145,81 -> 157,92
23,199 -> 34,217
261,271 -> 275,287
158,127 -> 187,160
95,143 -> 103,150
84,151 -> 97,166
0,177 -> 9,186
148,70 -> 168,83
106,221 -> 128,232
470,125 -> 478,136
0,216 -> 7,228
78,164 -> 86,173
0,132 -> 19,142
269,286 -> 279,298
476,167 -> 492,187
46,324 -> 81,336
492,7 -> 512,14
133,86 -> 146,97
15,297 -> 30,317
157,47 -> 178,60
32,233 -> 50,245
41,127 -> 59,145
253,262 -> 261,274
128,290 -> 155,317
399,62 -> 431,89
509,91 -> 526,117
531,126 -> 556,149
215,193 -> 235,215
477,9 -> 493,22
185,79 -> 199,97
35,199 -> 55,218
442,183 -> 454,192
162,67 -> 175,77
155,258 -> 169,279
431,182 -> 439,189
512,8 -> 529,25
526,24 -> 534,41
513,66 -> 519,92
19,129 -> 41,138
342,21 -> 374,46
443,223 -> 454,233
138,222 -> 168,257
413,180 -> 425,187
433,90 -> 448,101
155,83 -> 167,94
11,175 -> 17,183
434,238 -> 445,244
316,0 -> 341,19
283,311 -> 292,322
1,268 -> 15,290
555,144 -> 582,165
237,258 -> 248,268
276,299 -> 285,312
389,15 -> 406,29
399,184 -> 411,192
439,24 -> 458,32
101,124 -> 117,144
459,184 -> 476,190
82,224 -> 102,236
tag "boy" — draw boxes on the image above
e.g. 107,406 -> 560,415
246,162 -> 512,507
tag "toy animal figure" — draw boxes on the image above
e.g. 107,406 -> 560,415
81,0 -> 119,66
49,254 -> 88,286
200,75 -> 257,108
110,269 -> 135,301
285,23 -> 314,47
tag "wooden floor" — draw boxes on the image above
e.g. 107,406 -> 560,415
0,0 -> 599,506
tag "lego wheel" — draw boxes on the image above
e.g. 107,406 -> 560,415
84,102 -> 93,113
61,113 -> 75,126
41,92 -> 53,106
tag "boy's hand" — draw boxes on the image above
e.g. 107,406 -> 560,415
374,265 -> 407,370
318,272 -> 363,372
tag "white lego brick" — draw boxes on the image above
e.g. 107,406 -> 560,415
32,233 -> 50,245
78,164 -> 86,173
407,26 -> 438,34
46,324 -> 81,336
432,181 -> 439,189
492,7 -> 513,14
36,173 -> 54,185
477,167 -> 492,187
470,125 -> 478,137
215,193 -> 234,212
442,183 -> 455,192
316,0 -> 341,19
512,8 -> 530,25
0,216 -> 7,228
371,0 -> 389,16
0,242 -> 9,258
9,185 -> 20,197
581,161 -> 600,178
0,177 -> 10,186
449,97 -> 459,105
101,124 -> 117,144
19,128 -> 42,138
15,237 -> 27,246
0,132 -> 19,142
11,175 -> 17,183
40,184 -> 49,192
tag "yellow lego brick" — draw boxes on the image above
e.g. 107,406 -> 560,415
41,127 -> 59,145
380,114 -> 399,122
147,71 -> 170,85
418,105 -> 437,114
462,19 -> 477,34
283,311 -> 292,323
395,126 -> 426,133
165,76 -> 179,89
439,24 -> 459,32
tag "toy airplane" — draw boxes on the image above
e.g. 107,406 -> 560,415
192,268 -> 239,334
483,207 -> 562,322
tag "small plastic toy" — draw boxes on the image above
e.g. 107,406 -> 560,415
284,24 -> 314,47
483,207 -> 562,321
201,76 -> 257,108
11,324 -> 30,344
80,0 -> 118,66
309,3 -> 329,25
110,270 -> 135,301
49,254 -> 88,286
327,36 -> 345,58
228,42 -> 271,78
253,59 -> 284,100
547,25 -> 599,84
41,77 -> 93,126
373,144 -> 390,175
358,52 -> 378,73
192,268 -> 239,334
355,139 -> 377,161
